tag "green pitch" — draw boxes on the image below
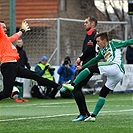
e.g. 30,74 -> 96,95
0,93 -> 132,133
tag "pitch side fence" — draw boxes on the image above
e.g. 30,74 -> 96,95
22,18 -> 128,66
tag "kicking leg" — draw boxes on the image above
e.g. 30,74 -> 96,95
17,66 -> 61,89
62,63 -> 100,91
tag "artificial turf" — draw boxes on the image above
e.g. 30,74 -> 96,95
0,93 -> 132,133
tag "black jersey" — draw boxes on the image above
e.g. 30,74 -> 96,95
80,29 -> 97,65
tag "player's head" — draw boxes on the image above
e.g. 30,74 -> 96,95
95,32 -> 109,48
84,16 -> 97,31
0,20 -> 7,33
16,38 -> 23,48
41,56 -> 48,64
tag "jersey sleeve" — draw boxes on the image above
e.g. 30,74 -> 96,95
8,33 -> 20,42
81,52 -> 103,69
112,39 -> 133,48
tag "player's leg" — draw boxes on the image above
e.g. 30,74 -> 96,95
62,63 -> 100,122
71,67 -> 94,122
47,78 -> 58,99
61,68 -> 91,91
85,64 -> 124,122
85,85 -> 111,122
72,81 -> 91,122
62,63 -> 100,91
0,63 -> 17,100
14,81 -> 23,102
16,66 -> 61,90
76,75 -> 93,113
14,80 -> 29,102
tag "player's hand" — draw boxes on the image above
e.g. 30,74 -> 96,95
44,65 -> 49,71
65,64 -> 70,69
76,57 -> 81,66
76,65 -> 82,70
20,20 -> 30,33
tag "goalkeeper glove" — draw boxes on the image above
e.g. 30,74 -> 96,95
20,20 -> 30,33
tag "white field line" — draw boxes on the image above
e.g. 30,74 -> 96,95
37,105 -> 69,107
0,109 -> 132,122
1,97 -> 132,108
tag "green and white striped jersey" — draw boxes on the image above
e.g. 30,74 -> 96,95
82,39 -> 133,73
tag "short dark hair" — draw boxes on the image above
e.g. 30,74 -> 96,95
88,16 -> 97,26
0,20 -> 5,23
95,32 -> 109,42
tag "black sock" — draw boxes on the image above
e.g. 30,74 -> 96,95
91,114 -> 96,117
71,82 -> 75,86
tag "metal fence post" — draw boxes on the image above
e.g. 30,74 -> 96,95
57,18 -> 60,65
10,0 -> 16,36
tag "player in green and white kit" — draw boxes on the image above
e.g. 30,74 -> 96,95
62,32 -> 133,122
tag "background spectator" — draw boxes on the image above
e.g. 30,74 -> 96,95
57,56 -> 76,98
126,45 -> 133,64
35,56 -> 57,99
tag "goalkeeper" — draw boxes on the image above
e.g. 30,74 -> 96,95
0,21 -> 61,101
61,32 -> 133,122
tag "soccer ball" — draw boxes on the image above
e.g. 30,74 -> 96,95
10,86 -> 20,99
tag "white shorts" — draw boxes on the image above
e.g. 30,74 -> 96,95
98,63 -> 124,90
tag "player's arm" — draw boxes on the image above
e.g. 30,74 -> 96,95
112,39 -> 133,48
81,52 -> 103,69
9,20 -> 30,42
9,32 -> 22,42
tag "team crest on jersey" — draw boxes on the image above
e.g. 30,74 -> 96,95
103,45 -> 114,61
105,51 -> 111,59
87,40 -> 94,46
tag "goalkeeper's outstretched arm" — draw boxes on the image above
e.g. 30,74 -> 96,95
9,20 -> 30,42
0,20 -> 30,42
16,20 -> 30,37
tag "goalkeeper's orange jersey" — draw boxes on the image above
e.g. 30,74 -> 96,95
0,26 -> 20,64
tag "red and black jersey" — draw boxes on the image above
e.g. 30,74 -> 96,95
80,29 -> 97,65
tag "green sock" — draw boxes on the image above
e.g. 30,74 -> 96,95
16,86 -> 23,99
73,68 -> 90,85
93,97 -> 105,116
